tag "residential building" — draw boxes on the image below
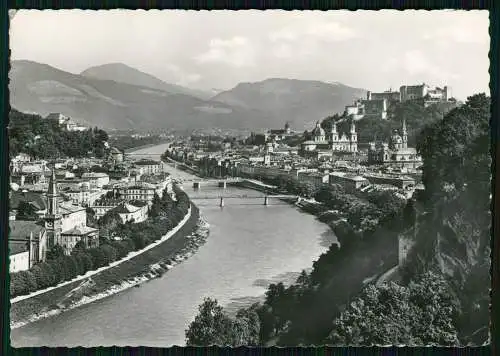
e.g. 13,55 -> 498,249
61,186 -> 106,206
81,172 -> 110,188
364,174 -> 416,189
329,172 -> 369,192
114,182 -> 158,203
110,202 -> 149,224
133,159 -> 164,174
298,172 -> 329,187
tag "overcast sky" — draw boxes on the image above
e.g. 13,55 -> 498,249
10,10 -> 489,100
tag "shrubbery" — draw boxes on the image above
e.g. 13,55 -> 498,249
10,185 -> 191,298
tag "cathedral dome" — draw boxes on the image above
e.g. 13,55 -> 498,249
391,131 -> 403,144
312,122 -> 325,137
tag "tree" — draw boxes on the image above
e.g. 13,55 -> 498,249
327,271 -> 459,346
46,244 -> 65,261
16,201 -> 39,220
185,298 -> 234,346
234,304 -> 261,345
73,240 -> 87,252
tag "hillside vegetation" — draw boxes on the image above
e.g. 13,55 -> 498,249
9,109 -> 109,159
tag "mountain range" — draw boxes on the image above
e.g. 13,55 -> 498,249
9,60 -> 367,131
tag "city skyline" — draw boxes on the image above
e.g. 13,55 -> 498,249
10,10 -> 490,100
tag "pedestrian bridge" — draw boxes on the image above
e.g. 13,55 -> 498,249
191,194 -> 300,207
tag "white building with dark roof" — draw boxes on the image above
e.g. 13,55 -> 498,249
110,202 -> 148,224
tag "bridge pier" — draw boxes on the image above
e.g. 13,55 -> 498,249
264,195 -> 269,206
218,181 -> 227,189
193,182 -> 201,189
219,197 -> 225,207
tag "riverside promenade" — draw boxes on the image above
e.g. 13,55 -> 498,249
11,206 -> 192,304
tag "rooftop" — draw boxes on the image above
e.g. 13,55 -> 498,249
82,172 -> 109,178
62,225 -> 99,236
9,220 -> 45,255
135,160 -> 162,166
59,203 -> 86,214
10,191 -> 47,211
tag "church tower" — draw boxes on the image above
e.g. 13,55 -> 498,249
350,121 -> 358,152
285,121 -> 291,135
44,168 -> 62,248
402,119 -> 408,149
331,121 -> 338,142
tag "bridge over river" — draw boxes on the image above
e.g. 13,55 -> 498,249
191,194 -> 300,206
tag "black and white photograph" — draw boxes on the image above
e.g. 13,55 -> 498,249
7,9 -> 491,347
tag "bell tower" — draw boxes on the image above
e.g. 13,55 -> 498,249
350,121 -> 357,152
44,168 -> 62,248
331,121 -> 338,142
402,119 -> 408,149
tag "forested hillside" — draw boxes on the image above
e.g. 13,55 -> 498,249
9,109 -> 109,159
185,94 -> 491,346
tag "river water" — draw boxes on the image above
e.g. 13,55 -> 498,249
11,143 -> 337,347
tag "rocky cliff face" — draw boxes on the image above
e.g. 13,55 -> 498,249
402,188 -> 491,344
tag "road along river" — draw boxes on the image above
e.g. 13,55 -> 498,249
11,143 -> 337,347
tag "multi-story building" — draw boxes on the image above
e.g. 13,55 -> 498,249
114,182 -> 158,203
328,172 -> 369,192
81,172 -> 110,188
110,202 -> 149,224
61,186 -> 106,207
364,174 -> 416,189
298,172 -> 329,187
133,159 -> 164,175
43,170 -> 99,255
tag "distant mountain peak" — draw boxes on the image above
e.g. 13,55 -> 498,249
81,63 -> 212,100
11,61 -> 367,132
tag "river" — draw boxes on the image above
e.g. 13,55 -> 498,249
11,143 -> 337,347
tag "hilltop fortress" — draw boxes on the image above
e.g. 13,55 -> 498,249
343,83 -> 453,120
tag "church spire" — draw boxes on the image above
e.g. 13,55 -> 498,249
47,168 -> 59,216
48,168 -> 57,196
402,119 -> 408,149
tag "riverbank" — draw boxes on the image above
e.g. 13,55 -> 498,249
11,203 -> 209,329
123,140 -> 172,154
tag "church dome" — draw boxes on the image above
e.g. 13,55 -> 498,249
391,131 -> 403,144
312,122 -> 325,137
